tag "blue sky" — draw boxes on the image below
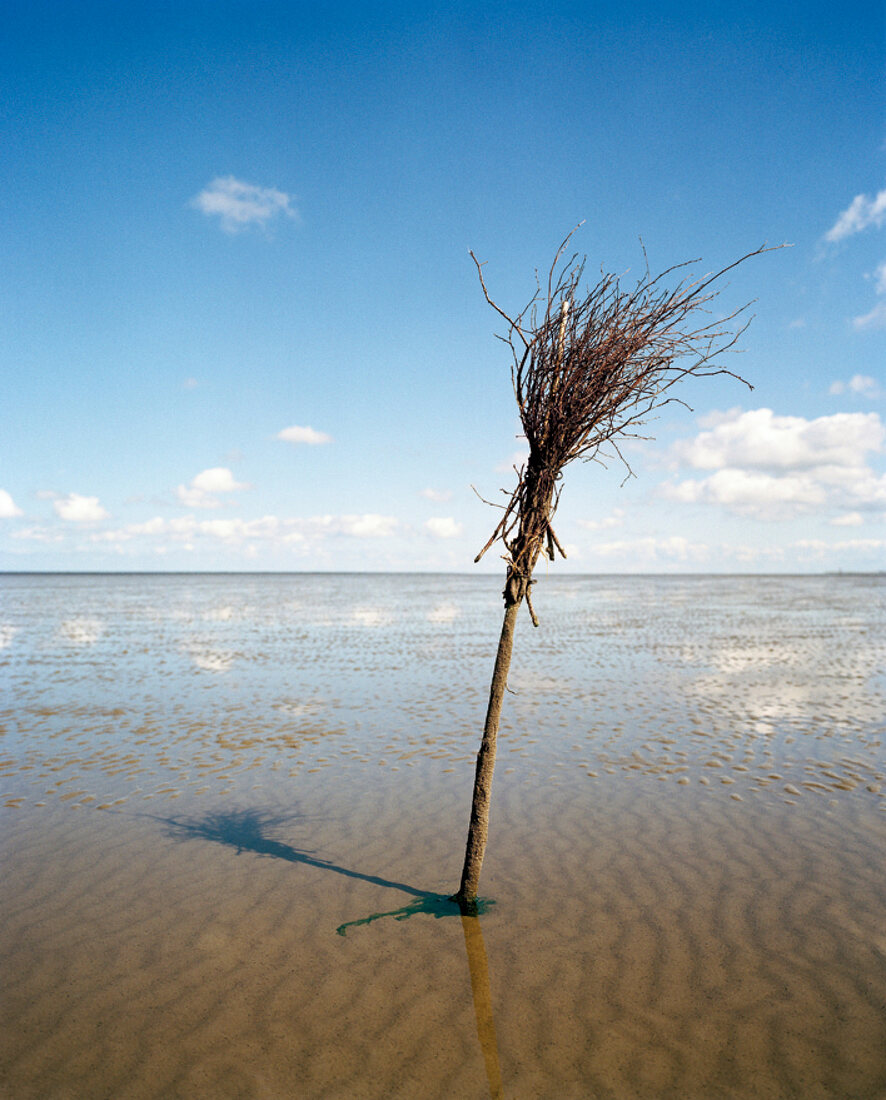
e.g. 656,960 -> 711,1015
2,0 -> 884,572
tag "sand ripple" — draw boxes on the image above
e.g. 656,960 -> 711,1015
1,574 -> 884,1097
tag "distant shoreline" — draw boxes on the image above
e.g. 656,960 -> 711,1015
1,570 -> 883,578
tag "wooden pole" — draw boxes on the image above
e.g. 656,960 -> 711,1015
452,592 -> 522,911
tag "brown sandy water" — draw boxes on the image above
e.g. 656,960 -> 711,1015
1,573 -> 884,1098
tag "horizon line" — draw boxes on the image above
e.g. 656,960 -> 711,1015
1,569 -> 882,578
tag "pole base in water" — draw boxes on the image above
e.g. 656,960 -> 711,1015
449,893 -> 497,918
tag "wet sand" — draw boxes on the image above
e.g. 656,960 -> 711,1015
1,573 -> 884,1098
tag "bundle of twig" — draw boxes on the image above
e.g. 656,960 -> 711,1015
452,230 -> 784,911
473,230 -> 779,625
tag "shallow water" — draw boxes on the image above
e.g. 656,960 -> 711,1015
1,573 -> 884,1098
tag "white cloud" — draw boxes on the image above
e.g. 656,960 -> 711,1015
830,512 -> 864,527
672,408 -> 883,471
496,449 -> 530,473
793,537 -> 886,560
695,406 -> 744,429
587,536 -> 710,564
11,525 -> 65,543
196,518 -> 249,540
664,408 -> 886,520
90,512 -> 400,548
191,176 -> 297,233
191,467 -> 247,493
829,374 -> 883,398
420,487 -> 453,502
176,467 -> 249,509
0,489 -> 22,518
853,300 -> 886,331
852,261 -> 886,330
276,425 -> 333,446
53,493 -> 108,523
665,468 -> 828,515
425,517 -> 463,539
579,507 -> 625,531
824,196 -> 886,326
176,487 -> 218,509
336,514 -> 398,538
824,188 -> 886,243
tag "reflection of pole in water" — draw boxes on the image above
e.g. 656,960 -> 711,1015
461,914 -> 504,1100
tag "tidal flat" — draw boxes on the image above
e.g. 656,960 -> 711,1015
1,572 -> 884,1098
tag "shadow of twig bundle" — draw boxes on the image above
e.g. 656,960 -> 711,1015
162,806 -> 431,900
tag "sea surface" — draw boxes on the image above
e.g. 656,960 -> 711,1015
1,572 -> 884,1098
